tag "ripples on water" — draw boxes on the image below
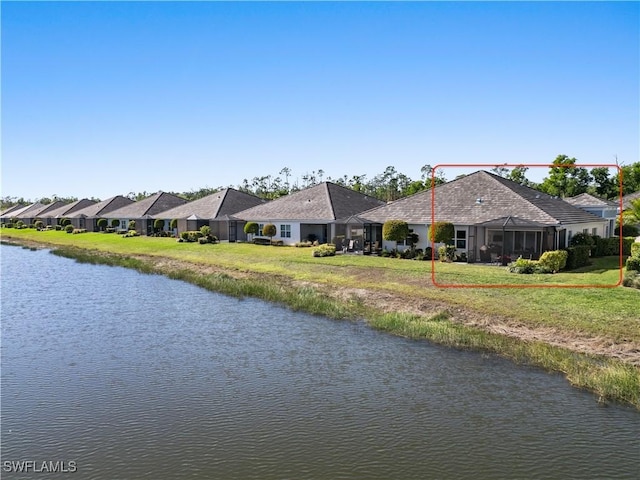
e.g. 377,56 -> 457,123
1,245 -> 639,479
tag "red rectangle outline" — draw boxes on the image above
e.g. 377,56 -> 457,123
430,163 -> 624,288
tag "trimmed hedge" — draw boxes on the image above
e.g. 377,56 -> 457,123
312,244 -> 336,257
538,250 -> 568,273
428,222 -> 454,243
180,231 -> 203,243
565,245 -> 591,270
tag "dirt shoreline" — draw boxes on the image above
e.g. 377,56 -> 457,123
5,237 -> 640,366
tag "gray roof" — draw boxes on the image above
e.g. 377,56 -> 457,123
103,192 -> 188,219
154,188 -> 266,220
13,201 -> 69,219
564,193 -> 617,208
359,171 -> 605,227
622,191 -> 640,210
68,196 -> 135,218
0,204 -> 30,218
235,182 -> 384,222
38,199 -> 97,219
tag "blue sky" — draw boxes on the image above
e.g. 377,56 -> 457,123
2,1 -> 638,201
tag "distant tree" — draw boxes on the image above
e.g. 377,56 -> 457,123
262,223 -> 277,243
614,162 -> 640,195
538,155 -> 591,197
382,220 -> 410,250
589,167 -> 617,199
491,165 -> 510,178
509,166 -> 531,186
153,219 -> 165,232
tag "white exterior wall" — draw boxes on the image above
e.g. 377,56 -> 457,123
564,220 -> 608,242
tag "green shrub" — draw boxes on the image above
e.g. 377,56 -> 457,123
622,270 -> 640,289
65,225 -> 74,233
97,218 -> 108,230
55,225 -> 62,231
623,237 -> 635,256
200,225 -> 211,237
128,220 -> 136,230
295,241 -> 313,247
60,218 -> 71,227
383,220 -> 410,245
15,220 -> 25,229
34,220 -> 44,230
565,245 -> 591,270
312,244 -> 336,257
28,224 -> 36,229
5,223 -> 14,228
122,230 -> 139,238
110,219 -> 120,228
170,218 -> 178,230
105,227 -> 117,233
538,250 -> 568,273
428,221 -> 455,244
626,257 -> 640,272
569,232 -> 594,247
180,231 -> 203,243
615,224 -> 639,237
630,242 -> 640,259
262,223 -> 277,240
153,219 -> 165,232
438,245 -> 456,262
72,228 -> 87,234
244,222 -> 259,235
508,257 -> 538,274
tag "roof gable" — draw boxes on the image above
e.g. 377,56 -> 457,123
39,199 -> 97,219
564,193 -> 617,208
153,188 -> 266,220
235,182 -> 384,221
360,171 -> 605,226
104,192 -> 188,218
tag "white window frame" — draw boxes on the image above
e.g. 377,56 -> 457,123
280,224 -> 291,238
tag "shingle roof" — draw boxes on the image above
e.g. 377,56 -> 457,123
15,201 -> 69,219
564,193 -> 617,208
235,182 -> 384,221
0,204 -> 30,218
153,188 -> 266,220
68,195 -> 135,218
622,191 -> 640,210
38,199 -> 97,219
103,192 -> 188,218
359,171 -> 605,226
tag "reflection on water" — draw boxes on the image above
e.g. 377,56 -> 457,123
1,245 -> 639,479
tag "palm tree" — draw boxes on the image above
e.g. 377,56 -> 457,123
623,198 -> 640,226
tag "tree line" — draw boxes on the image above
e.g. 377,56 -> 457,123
2,156 -> 639,210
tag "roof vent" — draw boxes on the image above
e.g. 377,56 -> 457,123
475,198 -> 483,205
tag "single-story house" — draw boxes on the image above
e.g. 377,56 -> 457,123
564,193 -> 618,238
355,170 -> 608,262
154,188 -> 266,241
37,199 -> 98,227
102,192 -> 189,234
66,195 -> 135,231
235,182 -> 385,246
0,204 -> 31,222
9,201 -> 70,226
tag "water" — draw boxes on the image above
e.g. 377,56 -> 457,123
1,244 -> 639,479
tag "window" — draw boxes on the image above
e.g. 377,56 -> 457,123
257,224 -> 264,236
583,228 -> 589,234
280,224 -> 291,238
456,230 -> 466,249
592,228 -> 597,236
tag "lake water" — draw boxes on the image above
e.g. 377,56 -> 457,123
1,244 -> 639,479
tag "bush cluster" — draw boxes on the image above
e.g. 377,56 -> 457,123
438,245 -> 456,262
538,250 -> 568,273
565,245 -> 591,270
626,242 -> 640,273
122,230 -> 139,238
72,229 -> 88,234
508,257 -> 548,274
65,225 -> 74,233
180,231 -> 203,242
312,244 -> 336,257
